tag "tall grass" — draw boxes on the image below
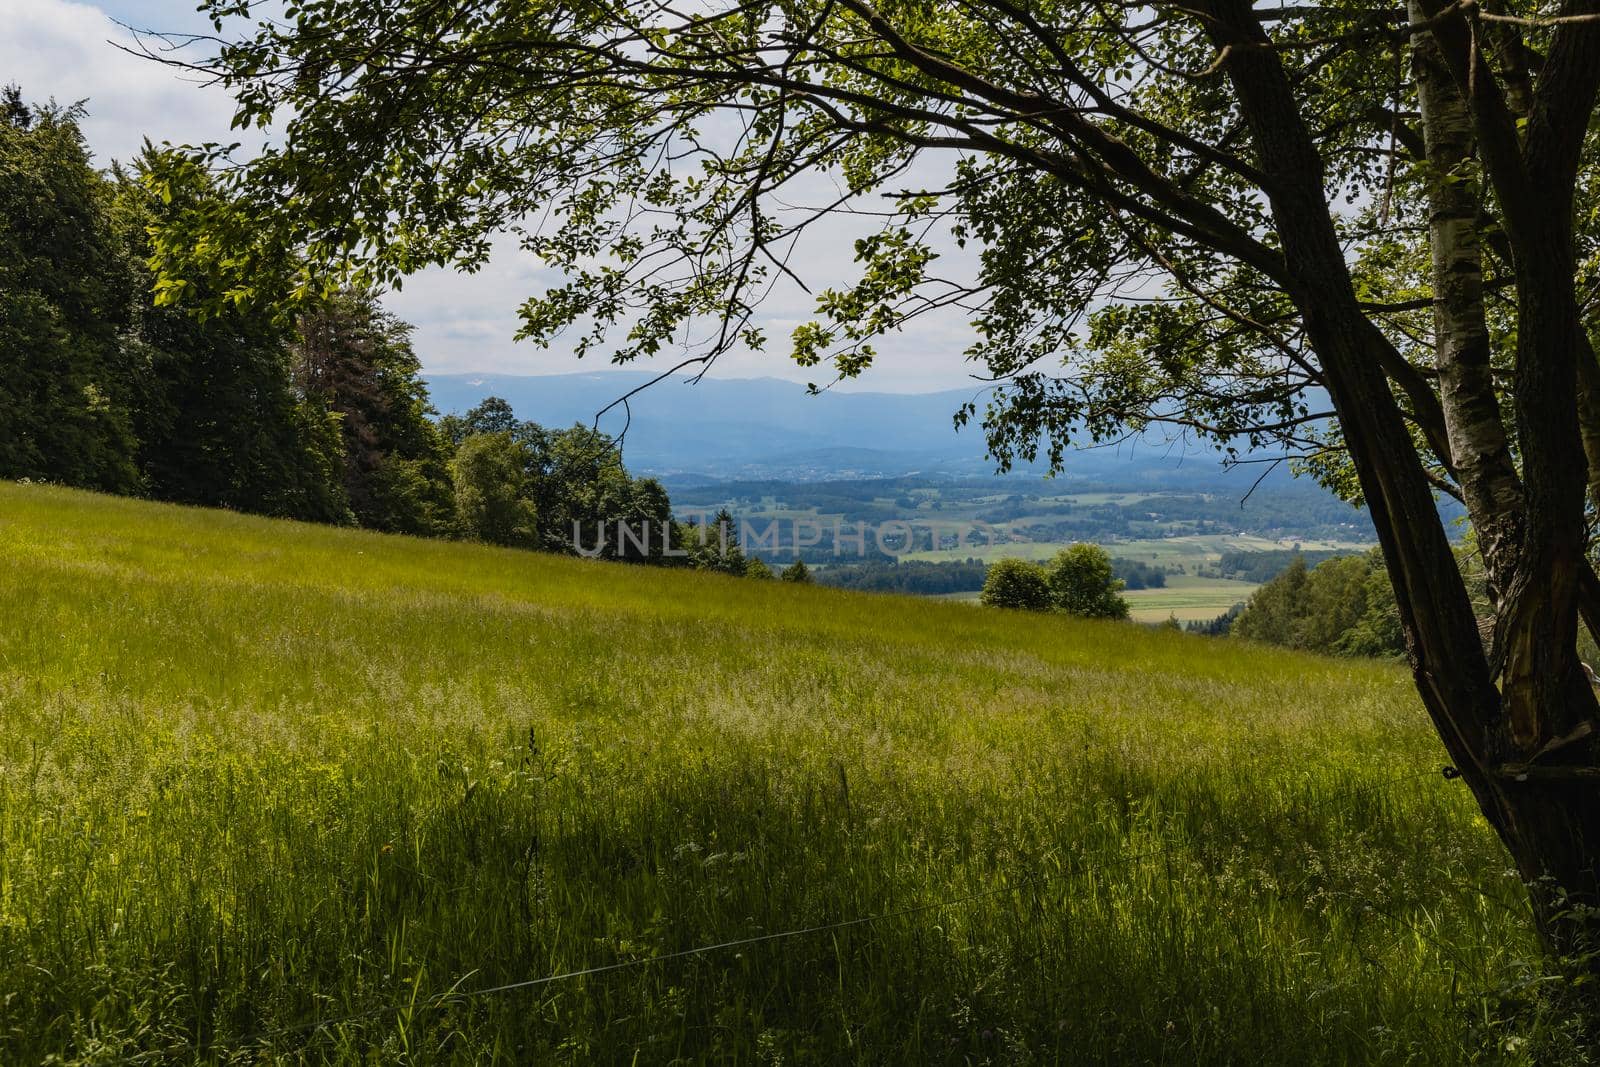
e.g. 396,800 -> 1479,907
0,482 -> 1569,1062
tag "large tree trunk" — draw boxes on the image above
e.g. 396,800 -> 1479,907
1406,0 -> 1600,953
1481,0 -> 1600,943
1210,0 -> 1600,957
1408,8 -> 1524,603
1491,203 -> 1600,947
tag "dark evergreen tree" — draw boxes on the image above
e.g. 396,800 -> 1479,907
0,91 -> 140,491
292,290 -> 454,535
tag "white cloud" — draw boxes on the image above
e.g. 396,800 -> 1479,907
2,0 -> 988,392
0,0 -> 240,164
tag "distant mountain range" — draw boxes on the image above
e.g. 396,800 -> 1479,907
423,371 -> 1280,489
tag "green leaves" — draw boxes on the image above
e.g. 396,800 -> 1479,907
978,545 -> 1129,619
152,0 -> 1573,488
978,557 -> 1052,611
797,226 -> 936,381
1045,543 -> 1130,621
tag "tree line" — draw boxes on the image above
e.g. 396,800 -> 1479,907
818,559 -> 991,595
1190,546 -> 1587,666
0,92 -> 757,574
1206,548 -> 1358,584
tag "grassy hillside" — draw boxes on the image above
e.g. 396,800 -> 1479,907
0,483 -> 1561,1063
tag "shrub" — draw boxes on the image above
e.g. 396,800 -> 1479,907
980,558 -> 1052,611
1046,543 -> 1129,619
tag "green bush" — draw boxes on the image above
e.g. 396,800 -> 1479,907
1046,543 -> 1130,619
980,557 -> 1052,611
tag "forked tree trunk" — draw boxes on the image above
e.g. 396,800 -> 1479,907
1406,4 -> 1600,953
1209,0 -> 1600,957
1337,234 -> 1600,958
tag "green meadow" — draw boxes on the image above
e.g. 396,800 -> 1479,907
0,483 -> 1572,1063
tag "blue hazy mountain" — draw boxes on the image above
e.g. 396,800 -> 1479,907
423,371 -> 1275,487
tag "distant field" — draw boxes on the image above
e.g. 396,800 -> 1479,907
1046,491 -> 1155,506
930,574 -> 1255,622
1124,574 -> 1258,623
0,484 -> 1540,1063
902,531 -> 1372,568
931,589 -> 982,602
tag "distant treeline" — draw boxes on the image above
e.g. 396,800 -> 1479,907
814,555 -> 1165,595
1113,558 -> 1167,590
0,93 -> 770,578
818,559 -> 989,594
1186,603 -> 1245,637
1207,548 -> 1357,583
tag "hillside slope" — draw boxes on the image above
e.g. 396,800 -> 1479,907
0,483 -> 1546,1063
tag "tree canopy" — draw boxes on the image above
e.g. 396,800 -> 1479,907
0,93 -> 723,582
1046,544 -> 1130,620
979,557 -> 1053,611
1231,549 -> 1407,657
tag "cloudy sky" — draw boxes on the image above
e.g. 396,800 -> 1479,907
2,0 -> 986,393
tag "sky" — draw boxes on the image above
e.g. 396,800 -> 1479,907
1,0 -> 987,393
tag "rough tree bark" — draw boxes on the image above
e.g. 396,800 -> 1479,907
1408,5 -> 1525,605
1210,0 -> 1600,955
